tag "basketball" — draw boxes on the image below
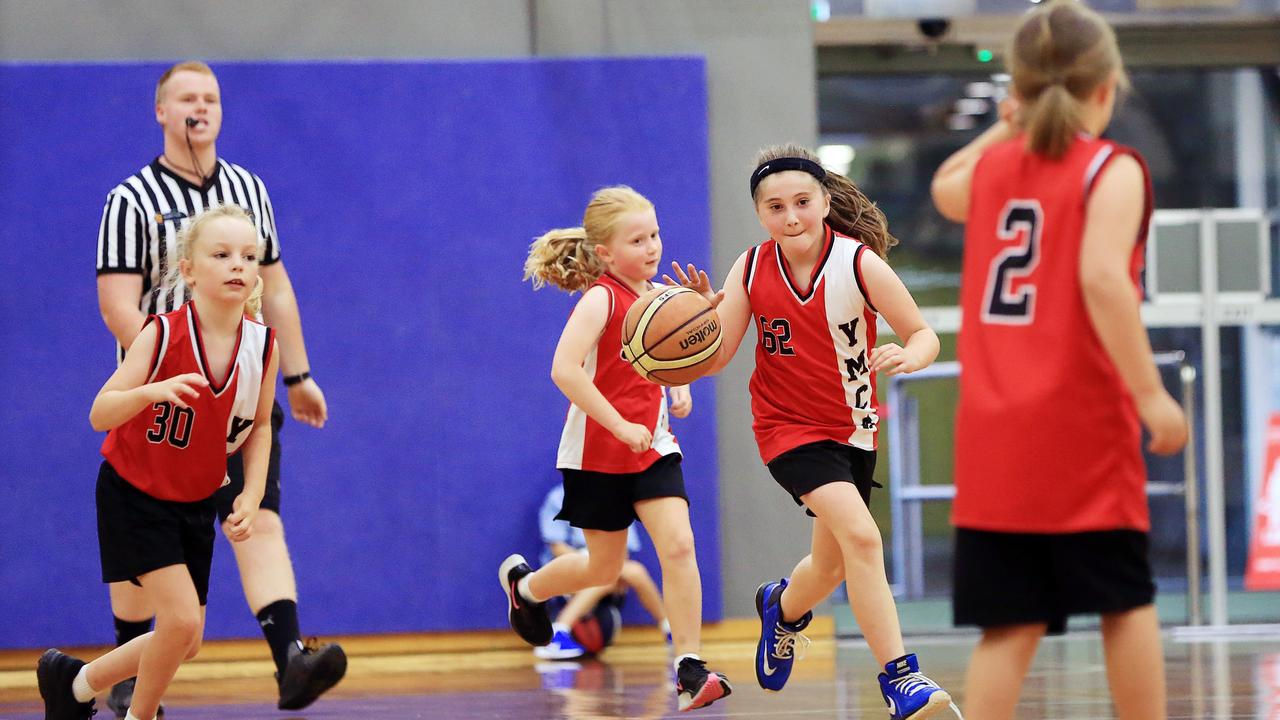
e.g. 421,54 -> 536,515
620,286 -> 722,387
570,600 -> 621,655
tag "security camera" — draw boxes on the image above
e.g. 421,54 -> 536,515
917,18 -> 951,40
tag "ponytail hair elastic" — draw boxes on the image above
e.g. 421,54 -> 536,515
749,157 -> 827,198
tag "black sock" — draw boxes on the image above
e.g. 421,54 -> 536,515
256,599 -> 302,677
113,616 -> 153,647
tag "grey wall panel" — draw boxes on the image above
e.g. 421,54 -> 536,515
0,1 -> 532,60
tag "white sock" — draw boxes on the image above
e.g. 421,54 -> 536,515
517,574 -> 543,603
125,711 -> 154,720
551,622 -> 569,636
70,666 -> 96,703
673,652 -> 701,673
660,618 -> 671,636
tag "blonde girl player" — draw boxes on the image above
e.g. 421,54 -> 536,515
38,205 -> 278,720
930,2 -> 1188,718
672,144 -> 958,720
498,186 -> 732,711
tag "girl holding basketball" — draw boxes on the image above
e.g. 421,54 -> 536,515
38,205 -> 278,720
672,145 -> 957,720
499,186 -> 731,712
931,2 -> 1187,718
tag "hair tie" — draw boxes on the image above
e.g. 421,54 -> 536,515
750,157 -> 826,198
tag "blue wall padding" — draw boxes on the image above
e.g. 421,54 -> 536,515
0,58 -> 718,647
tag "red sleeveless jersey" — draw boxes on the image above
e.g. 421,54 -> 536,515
744,226 -> 880,464
557,273 -> 680,473
102,302 -> 275,502
954,134 -> 1153,532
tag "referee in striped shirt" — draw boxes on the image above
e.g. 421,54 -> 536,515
95,61 -> 345,716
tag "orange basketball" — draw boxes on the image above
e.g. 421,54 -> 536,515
621,286 -> 722,387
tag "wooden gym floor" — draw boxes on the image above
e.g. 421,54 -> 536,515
1,619 -> 1278,718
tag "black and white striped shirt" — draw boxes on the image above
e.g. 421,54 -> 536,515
96,157 -> 281,358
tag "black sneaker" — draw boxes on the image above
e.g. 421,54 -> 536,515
675,656 -> 732,712
276,640 -> 347,711
106,678 -> 164,719
36,648 -> 96,720
499,554 -> 553,646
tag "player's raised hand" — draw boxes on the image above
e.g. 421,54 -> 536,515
663,262 -> 725,308
146,373 -> 208,408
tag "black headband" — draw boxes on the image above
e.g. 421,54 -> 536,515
749,157 -> 827,198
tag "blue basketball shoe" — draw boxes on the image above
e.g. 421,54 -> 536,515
878,653 -> 955,719
754,578 -> 812,692
534,625 -> 587,660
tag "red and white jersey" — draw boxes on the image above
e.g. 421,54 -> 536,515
954,134 -> 1153,533
557,273 -> 680,473
744,225 -> 880,464
102,302 -> 275,502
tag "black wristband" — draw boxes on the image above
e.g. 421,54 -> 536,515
283,371 -> 311,387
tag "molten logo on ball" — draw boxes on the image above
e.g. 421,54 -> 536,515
621,286 -> 722,387
679,320 -> 720,351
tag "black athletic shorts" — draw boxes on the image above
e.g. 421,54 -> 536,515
766,440 -> 880,517
953,527 -> 1156,635
216,401 -> 284,521
558,453 -> 688,532
96,461 -> 217,606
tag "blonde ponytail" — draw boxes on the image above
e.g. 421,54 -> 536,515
523,186 -> 654,294
523,227 -> 603,293
245,275 -> 264,317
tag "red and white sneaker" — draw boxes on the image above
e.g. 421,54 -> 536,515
675,656 -> 732,711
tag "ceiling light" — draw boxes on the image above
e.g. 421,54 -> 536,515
817,144 -> 856,174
